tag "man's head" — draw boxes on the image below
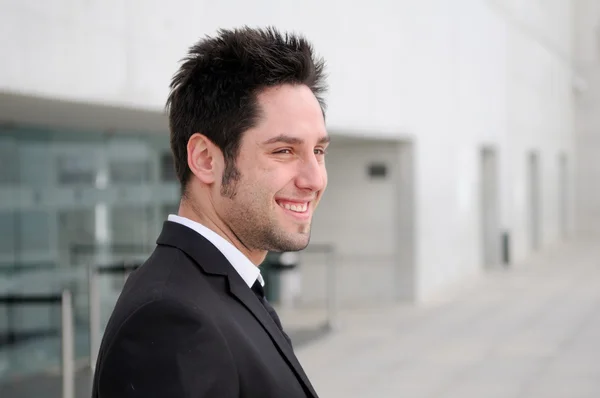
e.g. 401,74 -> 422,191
165,26 -> 329,258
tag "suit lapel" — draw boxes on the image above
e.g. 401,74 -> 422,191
157,221 -> 318,397
227,275 -> 318,398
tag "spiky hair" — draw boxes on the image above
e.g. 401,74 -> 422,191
165,26 -> 328,192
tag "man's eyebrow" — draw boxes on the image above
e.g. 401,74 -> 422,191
318,135 -> 331,145
261,134 -> 330,145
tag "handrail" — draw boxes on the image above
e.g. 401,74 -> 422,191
0,290 -> 75,398
299,243 -> 337,331
87,244 -> 337,372
70,243 -> 150,265
92,262 -> 141,275
0,293 -> 64,304
88,262 -> 141,373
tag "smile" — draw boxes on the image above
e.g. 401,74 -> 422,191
276,200 -> 309,213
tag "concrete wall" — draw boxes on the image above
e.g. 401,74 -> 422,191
500,0 -> 576,263
300,138 -> 413,306
0,0 -> 576,303
573,0 -> 600,237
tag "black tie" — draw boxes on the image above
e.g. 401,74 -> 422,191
252,280 -> 293,347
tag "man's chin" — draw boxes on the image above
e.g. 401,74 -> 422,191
272,232 -> 311,252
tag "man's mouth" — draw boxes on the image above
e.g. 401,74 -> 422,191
276,200 -> 309,213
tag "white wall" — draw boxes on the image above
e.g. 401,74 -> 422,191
0,0 -> 575,302
499,1 -> 576,266
301,139 -> 405,305
573,0 -> 600,237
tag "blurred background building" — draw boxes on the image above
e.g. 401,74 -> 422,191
1,0 -> 599,393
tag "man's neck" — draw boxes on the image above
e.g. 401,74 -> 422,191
178,201 -> 267,266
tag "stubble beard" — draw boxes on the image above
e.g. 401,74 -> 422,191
220,166 -> 312,253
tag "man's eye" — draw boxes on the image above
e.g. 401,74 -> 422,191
275,149 -> 292,154
314,148 -> 327,155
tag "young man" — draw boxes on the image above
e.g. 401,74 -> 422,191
92,26 -> 329,397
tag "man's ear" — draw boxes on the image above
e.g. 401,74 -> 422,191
187,133 -> 222,185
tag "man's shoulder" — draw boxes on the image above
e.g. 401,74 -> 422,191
123,244 -> 215,303
100,246 -> 219,345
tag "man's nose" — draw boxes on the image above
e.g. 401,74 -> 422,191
295,156 -> 326,192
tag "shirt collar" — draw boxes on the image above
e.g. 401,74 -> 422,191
167,214 -> 264,288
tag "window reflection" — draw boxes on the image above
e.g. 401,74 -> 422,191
0,126 -> 178,383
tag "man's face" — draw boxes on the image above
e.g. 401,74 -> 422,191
216,84 -> 329,253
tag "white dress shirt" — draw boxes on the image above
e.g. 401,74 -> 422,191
167,214 -> 264,288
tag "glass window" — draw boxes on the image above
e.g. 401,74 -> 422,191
160,151 -> 177,182
109,159 -> 151,184
56,155 -> 97,185
0,126 -> 178,383
0,137 -> 18,185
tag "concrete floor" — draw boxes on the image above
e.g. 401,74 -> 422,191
2,238 -> 600,397
297,239 -> 600,397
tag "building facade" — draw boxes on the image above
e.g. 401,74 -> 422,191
573,0 -> 600,238
1,0 -> 592,382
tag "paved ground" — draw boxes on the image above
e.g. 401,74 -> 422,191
2,238 -> 600,397
295,238 -> 600,398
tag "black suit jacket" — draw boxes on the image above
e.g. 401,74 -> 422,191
91,221 -> 318,397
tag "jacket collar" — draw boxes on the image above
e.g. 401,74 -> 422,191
166,214 -> 263,288
155,221 -> 318,397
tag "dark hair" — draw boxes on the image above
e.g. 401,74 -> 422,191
165,26 -> 328,195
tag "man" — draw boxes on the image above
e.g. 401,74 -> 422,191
91,26 -> 329,397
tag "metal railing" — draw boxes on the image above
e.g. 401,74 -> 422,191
299,243 -> 337,331
70,243 -> 151,266
86,244 -> 337,373
0,290 -> 75,398
88,262 -> 141,373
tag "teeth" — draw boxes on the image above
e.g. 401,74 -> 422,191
281,202 -> 307,212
